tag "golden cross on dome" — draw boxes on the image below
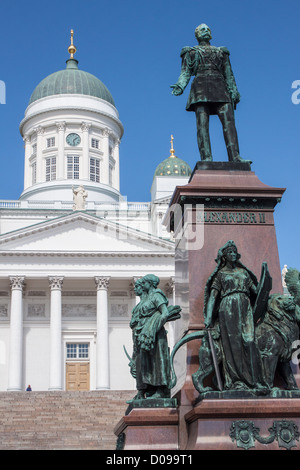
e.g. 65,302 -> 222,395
170,135 -> 176,158
68,29 -> 77,59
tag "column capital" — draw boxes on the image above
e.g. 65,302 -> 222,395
9,276 -> 26,290
34,125 -> 44,136
102,127 -> 112,137
94,276 -> 110,290
81,121 -> 91,132
165,276 -> 175,296
55,121 -> 66,132
49,276 -> 64,290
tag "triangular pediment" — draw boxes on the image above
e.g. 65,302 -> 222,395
0,211 -> 174,254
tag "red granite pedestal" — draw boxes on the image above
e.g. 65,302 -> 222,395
165,162 -> 298,449
114,405 -> 179,450
115,163 -> 300,451
185,398 -> 300,450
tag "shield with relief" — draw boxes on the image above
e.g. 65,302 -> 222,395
253,262 -> 272,324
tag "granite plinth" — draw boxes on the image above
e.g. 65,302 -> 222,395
184,398 -> 300,450
190,160 -> 252,179
194,389 -> 300,405
114,405 -> 179,450
125,397 -> 178,415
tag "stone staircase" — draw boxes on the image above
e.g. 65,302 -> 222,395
0,390 -> 133,450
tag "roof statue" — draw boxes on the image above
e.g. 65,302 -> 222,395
72,185 -> 88,211
171,24 -> 251,165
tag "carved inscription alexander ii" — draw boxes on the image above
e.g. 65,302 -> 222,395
196,211 -> 267,224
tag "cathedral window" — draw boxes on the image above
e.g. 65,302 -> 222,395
45,156 -> 56,181
91,138 -> 99,149
47,137 -> 55,148
66,343 -> 89,359
67,155 -> 80,179
90,157 -> 100,182
31,161 -> 36,185
109,164 -> 113,185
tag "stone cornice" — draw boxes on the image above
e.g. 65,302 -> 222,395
0,211 -> 174,250
19,97 -> 124,137
0,251 -> 174,258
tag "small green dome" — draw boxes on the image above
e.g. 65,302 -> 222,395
154,156 -> 192,177
154,136 -> 192,177
29,59 -> 115,106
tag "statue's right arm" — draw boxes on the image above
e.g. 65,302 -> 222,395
171,47 -> 193,95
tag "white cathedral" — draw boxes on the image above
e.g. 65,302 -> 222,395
0,32 -> 191,392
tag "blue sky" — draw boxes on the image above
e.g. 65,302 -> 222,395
0,0 -> 299,269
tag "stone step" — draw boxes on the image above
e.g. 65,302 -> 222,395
0,391 -> 133,450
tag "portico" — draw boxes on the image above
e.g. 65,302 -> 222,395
0,211 -> 175,392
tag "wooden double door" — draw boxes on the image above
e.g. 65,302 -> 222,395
66,362 -> 90,391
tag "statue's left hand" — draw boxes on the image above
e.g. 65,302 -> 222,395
231,91 -> 241,106
170,84 -> 183,96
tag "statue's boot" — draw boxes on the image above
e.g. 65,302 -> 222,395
227,143 -> 252,164
150,387 -> 170,399
126,390 -> 145,403
232,154 -> 252,165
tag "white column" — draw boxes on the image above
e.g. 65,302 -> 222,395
34,125 -> 44,184
102,128 -> 111,185
94,276 -> 110,389
56,121 -> 66,180
113,138 -> 120,191
48,276 -> 64,391
8,276 -> 25,391
23,135 -> 31,190
81,122 -> 91,180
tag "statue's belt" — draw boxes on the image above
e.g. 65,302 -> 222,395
196,64 -> 220,70
220,290 -> 250,299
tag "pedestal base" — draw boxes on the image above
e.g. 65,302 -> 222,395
185,398 -> 300,450
114,404 -> 179,450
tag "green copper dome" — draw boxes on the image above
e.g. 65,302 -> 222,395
154,156 -> 192,177
29,59 -> 115,106
154,137 -> 192,177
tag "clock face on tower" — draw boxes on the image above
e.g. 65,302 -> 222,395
66,133 -> 81,146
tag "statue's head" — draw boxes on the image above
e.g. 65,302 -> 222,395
195,24 -> 212,43
216,240 -> 241,265
142,274 -> 160,290
134,278 -> 144,296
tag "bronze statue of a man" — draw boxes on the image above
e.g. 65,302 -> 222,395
171,24 -> 250,164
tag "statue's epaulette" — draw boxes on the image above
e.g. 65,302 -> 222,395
180,46 -> 192,57
219,46 -> 230,55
